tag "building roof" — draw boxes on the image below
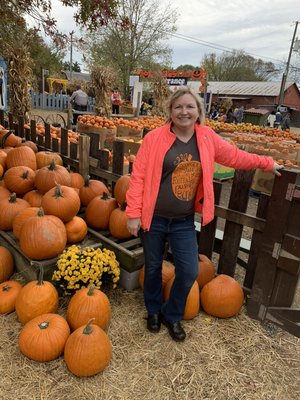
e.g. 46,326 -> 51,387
204,81 -> 295,96
61,71 -> 91,81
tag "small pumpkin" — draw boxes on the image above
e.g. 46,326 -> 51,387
66,285 -> 111,331
0,246 -> 14,283
0,193 -> 30,231
23,189 -> 43,207
41,184 -> 81,223
35,151 -> 63,169
16,140 -> 38,153
69,171 -> 84,189
64,319 -> 112,377
0,186 -> 11,202
0,280 -> 22,314
139,260 -> 175,289
164,278 -> 200,320
18,313 -> 70,362
19,208 -> 67,260
65,216 -> 88,243
79,175 -> 109,207
3,166 -> 36,195
200,274 -> 244,318
108,203 -> 131,240
196,254 -> 216,289
85,192 -> 118,230
113,175 -> 131,206
15,265 -> 59,324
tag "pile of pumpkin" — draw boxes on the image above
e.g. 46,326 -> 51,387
23,123 -> 80,144
139,256 -> 245,320
0,246 -> 113,377
0,128 -> 134,263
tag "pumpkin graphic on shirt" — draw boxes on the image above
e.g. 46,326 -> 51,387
172,154 -> 202,201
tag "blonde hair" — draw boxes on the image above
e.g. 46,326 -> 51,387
165,86 -> 205,125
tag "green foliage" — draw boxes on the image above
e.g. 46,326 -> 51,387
201,51 -> 279,81
62,61 -> 82,72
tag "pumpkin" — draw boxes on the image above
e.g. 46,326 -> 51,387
0,164 -> 3,178
15,265 -> 59,324
3,166 -> 36,195
139,260 -> 175,289
85,192 -> 118,230
164,278 -> 200,320
113,175 -> 131,206
0,193 -> 30,231
0,246 -> 14,283
35,151 -> 63,169
64,319 -> 112,377
0,129 -> 22,147
108,204 -> 131,239
35,161 -> 71,194
6,145 -> 37,170
19,208 -> 67,260
79,175 -> 109,207
200,274 -> 244,318
41,184 -> 81,223
0,149 -> 7,168
12,207 -> 39,239
65,216 -> 88,243
66,285 -> 111,331
18,313 -> 70,362
23,189 -> 43,207
0,280 -> 22,314
196,254 -> 216,289
69,171 -> 84,189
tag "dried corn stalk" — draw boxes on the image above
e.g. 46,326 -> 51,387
7,44 -> 33,117
151,75 -> 171,117
90,65 -> 117,117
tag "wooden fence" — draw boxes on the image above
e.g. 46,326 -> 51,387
1,110 -> 299,337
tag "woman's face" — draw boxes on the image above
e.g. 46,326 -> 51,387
170,94 -> 199,130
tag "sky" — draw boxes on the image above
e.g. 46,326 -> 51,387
46,0 -> 300,73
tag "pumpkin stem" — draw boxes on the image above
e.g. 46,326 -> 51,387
2,285 -> 12,292
37,207 -> 45,217
101,192 -> 109,200
36,264 -> 45,286
87,284 -> 96,296
120,202 -> 127,211
39,321 -> 49,330
54,184 -> 63,198
22,170 -> 29,179
8,193 -> 17,203
83,318 -> 95,335
83,174 -> 90,187
48,160 -> 57,171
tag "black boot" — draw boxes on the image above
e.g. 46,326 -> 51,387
160,314 -> 186,342
146,314 -> 161,333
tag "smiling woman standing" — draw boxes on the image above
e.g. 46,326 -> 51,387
126,87 -> 282,342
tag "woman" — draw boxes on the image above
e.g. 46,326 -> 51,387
126,87 -> 282,342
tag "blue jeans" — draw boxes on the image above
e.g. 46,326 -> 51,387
140,214 -> 199,323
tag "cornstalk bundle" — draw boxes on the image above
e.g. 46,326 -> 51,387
7,44 -> 33,117
151,75 -> 171,117
90,66 -> 117,117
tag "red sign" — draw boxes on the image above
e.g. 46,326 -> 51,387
132,68 -> 208,83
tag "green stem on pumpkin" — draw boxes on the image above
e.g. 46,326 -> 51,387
8,193 -> 17,203
38,321 -> 49,330
87,284 -> 96,296
83,175 -> 90,187
83,318 -> 95,335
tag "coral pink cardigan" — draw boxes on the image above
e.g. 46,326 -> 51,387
125,123 -> 274,229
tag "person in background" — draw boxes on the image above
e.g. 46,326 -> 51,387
111,88 -> 122,114
226,108 -> 235,123
235,106 -> 244,124
125,87 -> 283,342
267,110 -> 276,128
274,109 -> 283,128
281,112 -> 291,131
70,85 -> 88,125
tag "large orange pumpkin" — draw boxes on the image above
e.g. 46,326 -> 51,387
22,189 -> 43,207
35,161 -> 71,194
12,207 -> 39,239
0,193 -> 30,231
18,313 -> 70,362
0,280 -> 22,314
35,151 -> 63,169
200,274 -> 244,318
66,285 -> 111,331
15,266 -> 59,324
139,260 -> 175,289
196,254 -> 216,289
108,204 -> 131,239
6,145 -> 37,170
85,192 -> 118,230
0,246 -> 14,283
113,175 -> 130,206
79,175 -> 109,207
64,319 -> 112,377
3,166 -> 36,195
164,278 -> 200,320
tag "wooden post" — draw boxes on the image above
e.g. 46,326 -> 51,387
79,134 -> 90,177
112,140 -> 125,176
18,116 -> 25,138
0,110 -> 4,126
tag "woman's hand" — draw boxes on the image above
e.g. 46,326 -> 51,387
127,217 -> 141,237
272,162 -> 284,177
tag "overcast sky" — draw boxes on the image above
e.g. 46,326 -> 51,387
48,0 -> 300,72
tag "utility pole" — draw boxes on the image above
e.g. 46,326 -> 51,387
278,21 -> 299,106
69,30 -> 74,81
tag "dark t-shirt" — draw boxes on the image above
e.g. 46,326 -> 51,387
154,133 -> 202,218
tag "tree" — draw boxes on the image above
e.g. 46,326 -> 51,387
84,0 -> 177,98
201,51 -> 279,81
176,65 -> 199,71
62,61 -> 82,72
